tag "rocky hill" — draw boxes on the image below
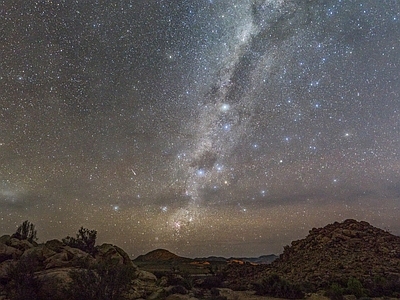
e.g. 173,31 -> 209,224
269,219 -> 400,289
134,248 -> 188,262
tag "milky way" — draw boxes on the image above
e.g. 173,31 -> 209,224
1,0 -> 400,257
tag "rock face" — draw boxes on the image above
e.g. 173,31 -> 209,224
96,243 -> 136,267
270,219 -> 400,288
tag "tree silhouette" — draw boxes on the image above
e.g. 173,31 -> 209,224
63,227 -> 97,254
12,220 -> 38,243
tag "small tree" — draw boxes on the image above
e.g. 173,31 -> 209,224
63,227 -> 97,254
66,262 -> 136,300
12,220 -> 38,243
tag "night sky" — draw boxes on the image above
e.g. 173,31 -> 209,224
1,0 -> 400,258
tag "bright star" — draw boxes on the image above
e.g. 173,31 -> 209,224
220,103 -> 230,112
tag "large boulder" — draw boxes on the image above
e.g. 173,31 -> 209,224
64,245 -> 92,259
0,235 -> 11,245
131,270 -> 159,299
44,246 -> 95,269
9,238 -> 33,251
44,239 -> 65,252
21,245 -> 56,266
0,259 -> 17,281
36,267 -> 73,299
44,251 -> 70,269
137,270 -> 157,282
0,244 -> 22,263
95,243 -> 137,268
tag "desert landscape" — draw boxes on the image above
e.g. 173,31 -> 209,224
1,219 -> 399,300
3,1 -> 400,299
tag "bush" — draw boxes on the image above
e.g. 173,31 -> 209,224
6,256 -> 41,300
168,285 -> 188,295
197,276 -> 223,289
208,289 -> 228,300
368,275 -> 400,297
66,262 -> 136,300
12,220 -> 37,243
325,283 -> 344,300
346,277 -> 366,298
163,272 -> 193,290
63,227 -> 97,254
153,270 -> 168,279
254,274 -> 305,299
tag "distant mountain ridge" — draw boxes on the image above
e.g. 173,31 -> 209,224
134,248 -> 277,265
238,254 -> 278,264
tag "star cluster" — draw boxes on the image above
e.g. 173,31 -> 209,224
1,0 -> 399,257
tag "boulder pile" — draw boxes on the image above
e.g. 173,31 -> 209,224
270,219 -> 400,288
0,235 -> 158,299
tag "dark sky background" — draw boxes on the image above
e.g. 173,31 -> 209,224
1,0 -> 399,258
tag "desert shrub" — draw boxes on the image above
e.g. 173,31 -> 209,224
210,287 -> 220,296
300,281 -> 316,293
168,285 -> 188,295
63,227 -> 97,254
368,275 -> 400,297
254,274 -> 305,299
153,270 -> 168,279
325,283 -> 344,300
164,272 -> 192,290
208,289 -> 228,300
346,277 -> 366,298
166,273 -> 185,286
66,261 -> 136,300
197,276 -> 223,289
182,276 -> 194,290
6,256 -> 41,300
227,283 -> 248,291
12,220 -> 37,243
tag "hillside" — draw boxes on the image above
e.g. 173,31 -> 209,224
134,248 -> 188,262
224,219 -> 400,294
271,219 -> 400,288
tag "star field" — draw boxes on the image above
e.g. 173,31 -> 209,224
1,0 -> 400,258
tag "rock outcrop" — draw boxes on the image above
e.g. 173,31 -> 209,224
0,236 -> 159,299
270,219 -> 400,288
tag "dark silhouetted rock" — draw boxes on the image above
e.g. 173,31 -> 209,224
0,244 -> 22,263
45,239 -> 65,252
9,238 -> 33,251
